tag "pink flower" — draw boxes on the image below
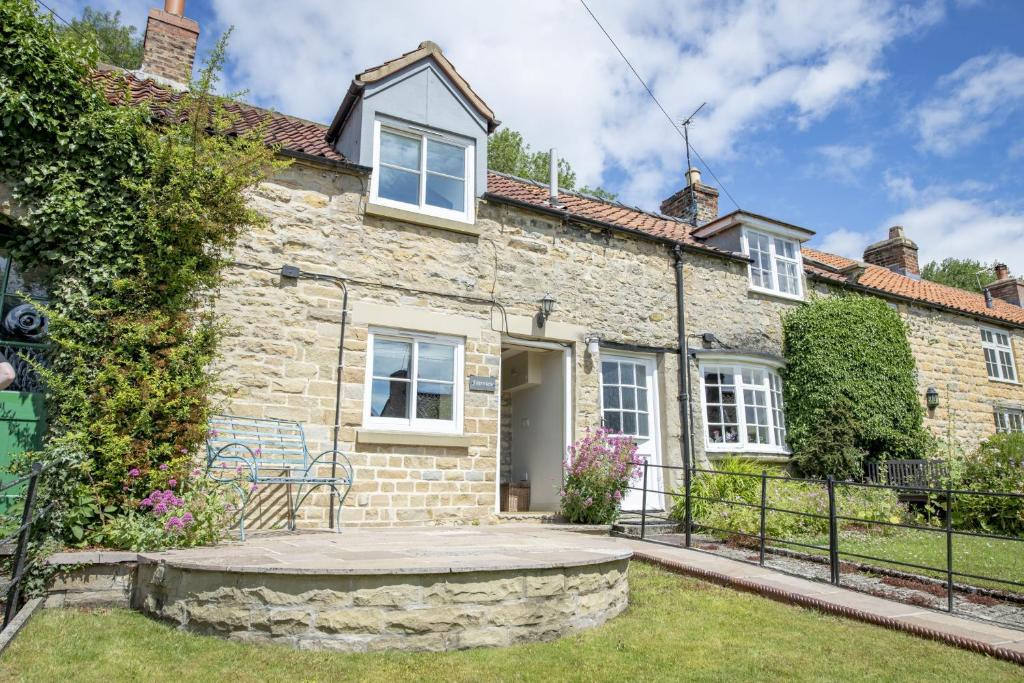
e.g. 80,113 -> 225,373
168,479 -> 178,487
129,468 -> 141,478
159,464 -> 169,471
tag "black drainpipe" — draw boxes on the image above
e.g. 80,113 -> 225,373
672,244 -> 694,547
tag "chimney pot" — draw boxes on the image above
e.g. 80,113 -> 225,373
863,226 -> 919,277
994,263 -> 1010,280
888,225 -> 905,239
685,167 -> 702,187
164,0 -> 185,16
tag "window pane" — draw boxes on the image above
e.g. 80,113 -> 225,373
621,387 -> 636,410
417,343 -> 455,382
636,388 -> 648,410
605,411 -> 621,431
380,131 -> 420,170
425,173 -> 465,211
621,364 -> 635,385
373,339 -> 411,378
416,381 -> 453,420
602,362 -> 619,384
427,139 -> 465,177
635,369 -> 647,387
379,166 -> 420,205
705,386 -> 720,403
622,412 -> 637,435
371,378 -> 409,418
638,413 -> 649,437
603,386 -> 620,409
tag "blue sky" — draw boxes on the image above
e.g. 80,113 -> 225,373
53,0 -> 1024,269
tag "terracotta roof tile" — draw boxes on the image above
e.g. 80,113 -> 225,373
803,247 -> 1024,326
95,68 -> 344,162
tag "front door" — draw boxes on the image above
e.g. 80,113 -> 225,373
599,354 -> 662,511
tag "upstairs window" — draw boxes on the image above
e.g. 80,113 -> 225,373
371,121 -> 474,223
981,328 -> 1017,382
743,229 -> 803,299
700,362 -> 788,453
994,407 -> 1023,434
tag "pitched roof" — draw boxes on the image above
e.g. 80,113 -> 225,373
803,247 -> 1024,326
95,68 -> 1024,327
95,67 -> 346,163
325,41 -> 499,143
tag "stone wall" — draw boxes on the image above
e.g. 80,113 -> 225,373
214,160 -> 684,527
136,558 -> 629,652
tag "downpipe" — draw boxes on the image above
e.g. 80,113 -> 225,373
673,245 -> 694,547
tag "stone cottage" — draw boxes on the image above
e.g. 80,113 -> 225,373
86,1 -> 1024,526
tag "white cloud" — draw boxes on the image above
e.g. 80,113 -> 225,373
816,227 -> 872,259
807,144 -> 875,184
885,198 -> 1024,267
914,51 -> 1024,155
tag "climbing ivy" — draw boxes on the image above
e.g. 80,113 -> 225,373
781,294 -> 931,479
0,0 -> 283,544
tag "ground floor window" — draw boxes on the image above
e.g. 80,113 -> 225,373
363,328 -> 463,433
699,361 -> 787,453
994,407 -> 1024,434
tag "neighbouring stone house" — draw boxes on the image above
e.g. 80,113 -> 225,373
21,1 -> 1024,527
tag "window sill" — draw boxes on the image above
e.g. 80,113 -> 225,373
365,202 -> 482,236
988,377 -> 1021,386
705,445 -> 791,456
707,451 -> 791,463
747,285 -> 804,303
356,428 -> 472,448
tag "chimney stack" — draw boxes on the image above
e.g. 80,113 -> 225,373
139,0 -> 199,87
660,167 -> 719,226
863,225 -> 920,277
986,263 -> 1024,307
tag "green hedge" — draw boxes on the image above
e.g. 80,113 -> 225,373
782,294 -> 930,479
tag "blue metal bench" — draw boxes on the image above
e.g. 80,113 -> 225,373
205,415 -> 353,539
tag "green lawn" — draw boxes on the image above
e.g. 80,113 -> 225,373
783,528 -> 1024,593
2,563 -> 1021,682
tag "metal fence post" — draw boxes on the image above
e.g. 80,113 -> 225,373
683,461 -> 692,548
827,476 -> 839,586
946,488 -> 954,613
639,460 -> 648,540
4,462 -> 41,629
759,470 -> 768,567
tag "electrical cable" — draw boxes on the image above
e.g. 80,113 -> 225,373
578,0 -> 743,212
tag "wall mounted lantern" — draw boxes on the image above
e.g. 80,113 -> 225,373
584,333 -> 602,357
537,293 -> 556,328
925,386 -> 939,411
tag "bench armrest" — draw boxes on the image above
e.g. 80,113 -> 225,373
206,443 -> 259,482
305,449 -> 354,483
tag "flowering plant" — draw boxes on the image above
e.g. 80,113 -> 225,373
105,466 -> 237,551
560,427 -> 643,524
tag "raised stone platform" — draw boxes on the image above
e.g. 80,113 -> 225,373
134,526 -> 632,652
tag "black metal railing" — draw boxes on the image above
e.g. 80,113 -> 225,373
626,461 -> 1024,620
1,462 -> 49,629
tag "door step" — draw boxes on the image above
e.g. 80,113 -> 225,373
612,515 -> 680,538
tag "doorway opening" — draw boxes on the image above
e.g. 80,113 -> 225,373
498,341 -> 570,513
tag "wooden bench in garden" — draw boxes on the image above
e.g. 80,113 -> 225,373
205,415 -> 354,539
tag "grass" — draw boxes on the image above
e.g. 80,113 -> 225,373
783,528 -> 1024,594
2,563 -> 1021,682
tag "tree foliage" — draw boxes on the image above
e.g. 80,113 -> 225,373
921,258 -> 996,293
56,7 -> 144,71
0,0 -> 282,544
781,294 -> 931,479
487,128 -> 617,200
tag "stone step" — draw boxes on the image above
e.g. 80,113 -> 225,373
612,518 -> 680,538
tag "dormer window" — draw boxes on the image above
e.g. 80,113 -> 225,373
371,120 -> 475,223
743,228 -> 803,299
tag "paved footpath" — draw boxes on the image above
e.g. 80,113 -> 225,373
605,534 -> 1024,664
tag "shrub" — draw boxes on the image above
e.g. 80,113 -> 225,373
950,433 -> 1024,536
560,428 -> 642,524
670,457 -> 904,540
105,466 -> 238,551
782,294 -> 931,479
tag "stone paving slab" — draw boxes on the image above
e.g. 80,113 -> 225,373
612,536 -> 1024,665
139,526 -> 631,576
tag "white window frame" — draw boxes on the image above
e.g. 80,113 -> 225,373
698,357 -> 789,454
363,327 -> 464,434
994,406 -> 1024,434
981,327 -> 1018,383
369,119 -> 475,224
741,227 -> 804,301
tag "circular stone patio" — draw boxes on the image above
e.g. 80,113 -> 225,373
134,526 -> 632,652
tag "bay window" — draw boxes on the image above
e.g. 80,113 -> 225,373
371,120 -> 474,223
364,328 -> 464,434
995,407 -> 1023,434
700,361 -> 788,453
